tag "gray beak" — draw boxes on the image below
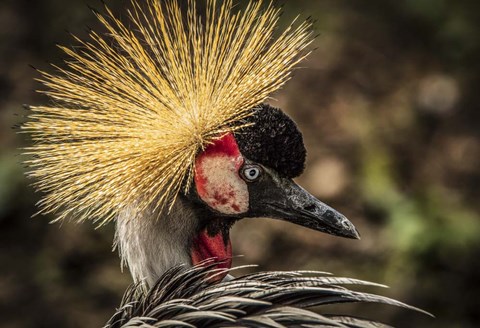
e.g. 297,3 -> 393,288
248,169 -> 360,239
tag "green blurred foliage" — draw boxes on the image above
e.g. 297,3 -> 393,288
1,0 -> 479,327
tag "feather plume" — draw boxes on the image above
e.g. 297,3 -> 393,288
104,261 -> 432,327
21,0 -> 313,224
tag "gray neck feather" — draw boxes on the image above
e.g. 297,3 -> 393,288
115,197 -> 198,287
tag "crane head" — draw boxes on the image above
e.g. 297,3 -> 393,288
23,0 -> 357,285
189,104 -> 359,276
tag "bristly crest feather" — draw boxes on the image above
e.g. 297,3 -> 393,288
21,0 -> 314,225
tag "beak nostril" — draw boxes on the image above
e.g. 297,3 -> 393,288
324,210 -> 335,220
304,204 -> 316,212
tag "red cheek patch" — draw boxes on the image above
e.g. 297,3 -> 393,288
194,133 -> 249,215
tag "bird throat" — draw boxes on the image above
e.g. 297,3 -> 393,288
190,219 -> 233,281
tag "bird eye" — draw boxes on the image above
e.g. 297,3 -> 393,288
241,165 -> 262,182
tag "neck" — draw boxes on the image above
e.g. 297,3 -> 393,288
115,197 -> 199,287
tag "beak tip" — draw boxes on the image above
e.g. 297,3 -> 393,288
344,228 -> 360,240
353,229 -> 361,240
349,225 -> 361,240
338,216 -> 360,240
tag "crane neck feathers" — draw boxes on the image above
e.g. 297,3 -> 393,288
115,196 -> 198,286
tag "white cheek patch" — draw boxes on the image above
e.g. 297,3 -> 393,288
195,155 -> 249,215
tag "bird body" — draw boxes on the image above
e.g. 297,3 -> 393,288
114,103 -> 359,286
105,261 -> 428,328
21,0 -> 430,326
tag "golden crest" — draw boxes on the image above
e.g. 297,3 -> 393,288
22,0 -> 313,225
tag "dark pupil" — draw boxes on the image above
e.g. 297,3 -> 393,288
247,169 -> 256,178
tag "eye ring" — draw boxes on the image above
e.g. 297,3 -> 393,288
241,164 -> 262,182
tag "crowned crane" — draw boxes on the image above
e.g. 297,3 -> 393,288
21,0 -> 429,326
115,102 -> 359,287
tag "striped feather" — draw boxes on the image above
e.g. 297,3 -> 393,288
105,261 -> 431,328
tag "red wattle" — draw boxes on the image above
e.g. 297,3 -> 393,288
191,229 -> 232,282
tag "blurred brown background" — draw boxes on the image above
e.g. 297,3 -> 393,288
1,0 -> 479,327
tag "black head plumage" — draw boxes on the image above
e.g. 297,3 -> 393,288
234,104 -> 306,179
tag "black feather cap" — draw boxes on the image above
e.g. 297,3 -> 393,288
234,104 -> 306,179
